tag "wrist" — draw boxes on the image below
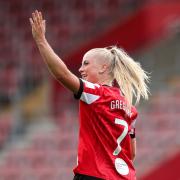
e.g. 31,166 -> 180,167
36,37 -> 47,46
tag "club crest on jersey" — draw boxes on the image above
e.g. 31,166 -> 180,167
110,100 -> 132,118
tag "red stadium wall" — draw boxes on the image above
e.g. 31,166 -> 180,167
141,152 -> 180,180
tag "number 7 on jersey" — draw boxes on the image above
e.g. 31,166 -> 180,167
113,118 -> 128,156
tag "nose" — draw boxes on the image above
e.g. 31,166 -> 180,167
79,65 -> 83,73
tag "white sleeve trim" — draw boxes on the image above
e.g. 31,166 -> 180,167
82,79 -> 100,89
80,92 -> 100,104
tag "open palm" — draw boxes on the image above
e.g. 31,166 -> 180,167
29,10 -> 46,42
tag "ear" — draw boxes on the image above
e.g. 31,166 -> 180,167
99,64 -> 108,74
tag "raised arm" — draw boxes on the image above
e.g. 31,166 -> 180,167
29,10 -> 80,93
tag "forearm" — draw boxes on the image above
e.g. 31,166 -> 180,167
36,38 -> 79,93
131,138 -> 136,161
36,38 -> 68,80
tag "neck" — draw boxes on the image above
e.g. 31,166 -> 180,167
98,78 -> 113,86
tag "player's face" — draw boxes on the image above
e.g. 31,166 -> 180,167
79,52 -> 102,83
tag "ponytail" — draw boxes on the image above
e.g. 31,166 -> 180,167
108,46 -> 150,107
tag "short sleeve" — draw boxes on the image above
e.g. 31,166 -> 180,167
74,79 -> 102,104
74,78 -> 84,99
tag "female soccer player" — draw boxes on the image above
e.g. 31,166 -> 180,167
30,10 -> 149,180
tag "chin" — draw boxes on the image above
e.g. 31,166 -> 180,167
82,77 -> 88,81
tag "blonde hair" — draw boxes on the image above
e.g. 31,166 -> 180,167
88,46 -> 150,107
108,46 -> 150,107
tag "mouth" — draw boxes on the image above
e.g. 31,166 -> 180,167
81,74 -> 87,79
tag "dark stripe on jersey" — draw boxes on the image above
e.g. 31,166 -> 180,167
130,128 -> 136,138
74,78 -> 83,99
130,133 -> 136,138
73,173 -> 103,180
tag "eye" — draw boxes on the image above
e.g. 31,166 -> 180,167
83,60 -> 89,65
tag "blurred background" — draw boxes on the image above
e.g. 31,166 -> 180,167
0,0 -> 180,179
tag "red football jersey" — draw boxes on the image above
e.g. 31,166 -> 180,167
74,79 -> 138,180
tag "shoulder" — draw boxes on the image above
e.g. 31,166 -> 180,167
74,79 -> 103,104
82,79 -> 101,90
131,106 -> 138,120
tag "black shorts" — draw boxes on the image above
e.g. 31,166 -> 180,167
73,173 -> 102,180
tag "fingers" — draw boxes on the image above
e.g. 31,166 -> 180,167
29,18 -> 34,26
39,11 -> 43,22
35,10 -> 41,25
30,10 -> 44,26
32,12 -> 37,24
29,10 -> 46,40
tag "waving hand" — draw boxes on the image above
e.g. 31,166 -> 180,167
29,10 -> 46,43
